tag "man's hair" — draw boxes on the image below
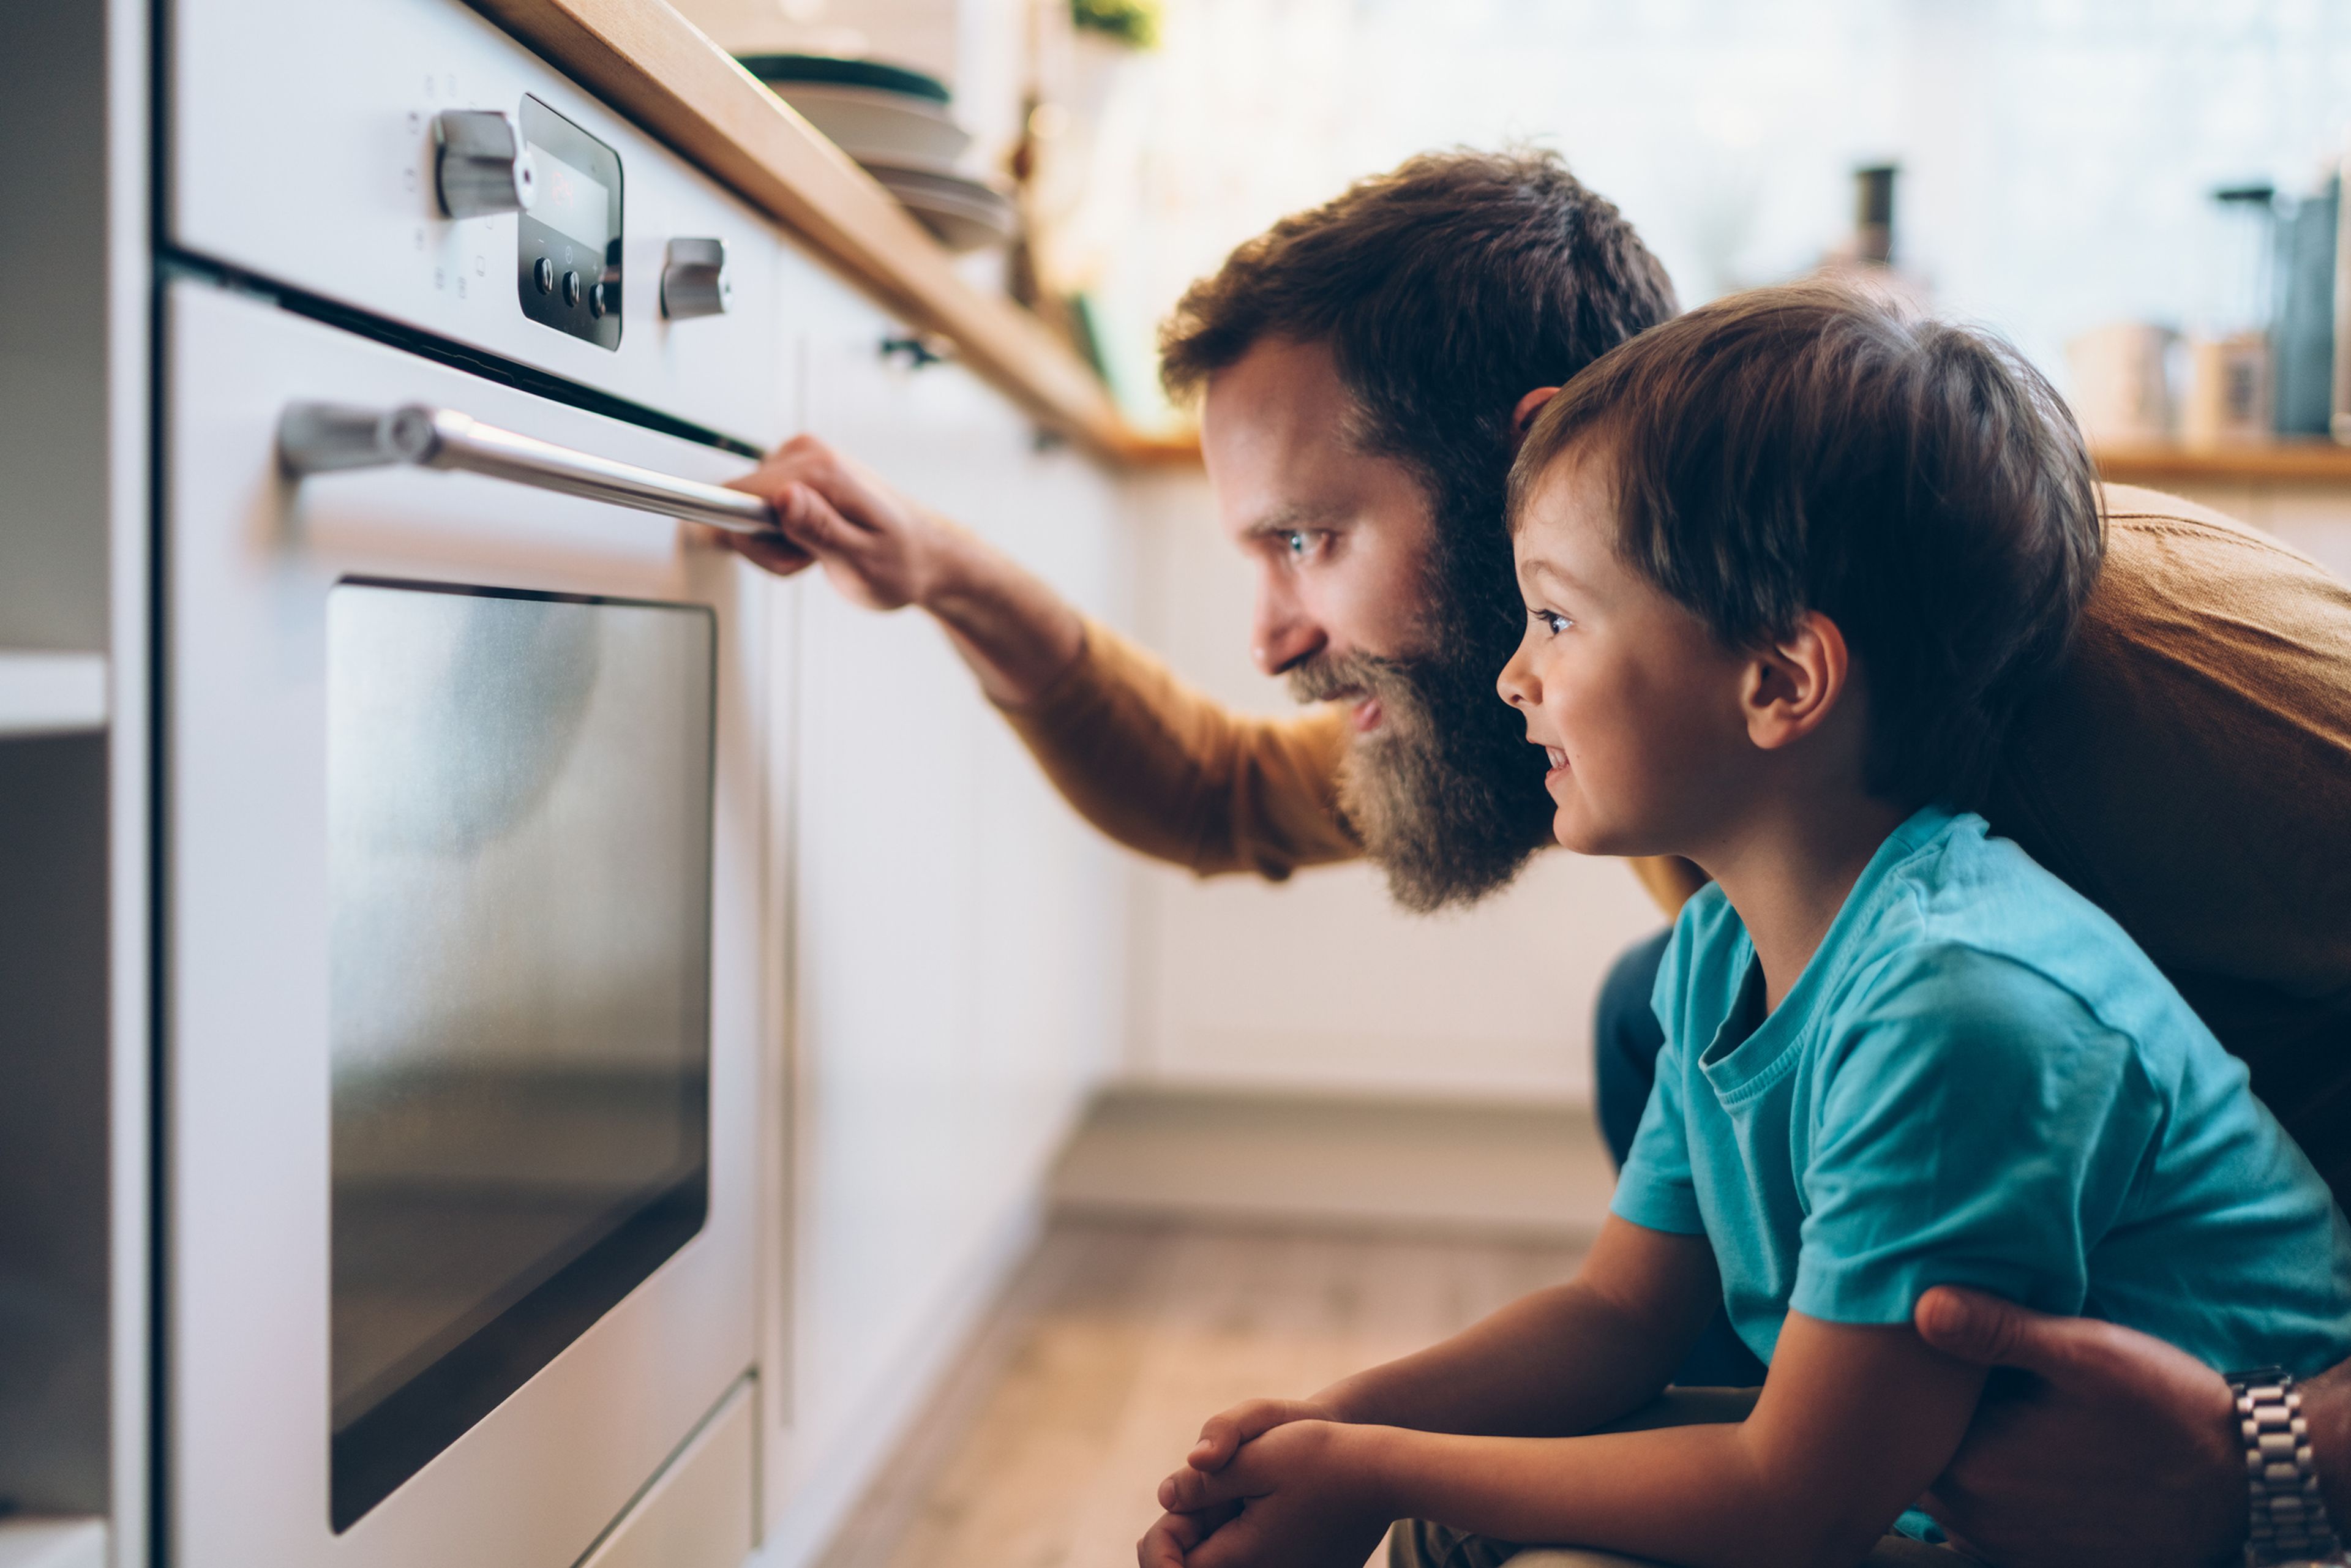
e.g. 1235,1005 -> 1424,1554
1160,148 -> 1679,572
1512,282 -> 2105,806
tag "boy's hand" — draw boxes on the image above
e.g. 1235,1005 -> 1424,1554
1913,1285 -> 2246,1567
1133,1395 -> 1348,1565
1136,1502 -> 1239,1568
1185,1397 -> 1344,1473
1149,1420 -> 1393,1568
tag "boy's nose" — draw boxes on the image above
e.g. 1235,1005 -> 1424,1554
1497,647 -> 1536,710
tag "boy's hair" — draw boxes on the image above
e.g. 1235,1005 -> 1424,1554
1512,283 -> 2105,806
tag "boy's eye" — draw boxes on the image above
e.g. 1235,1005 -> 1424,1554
1532,609 -> 1572,634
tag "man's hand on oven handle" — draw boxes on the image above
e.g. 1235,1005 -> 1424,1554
704,434 -> 1086,708
1910,1283 -> 2305,1567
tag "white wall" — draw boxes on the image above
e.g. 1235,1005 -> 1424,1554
1118,471 -> 1667,1106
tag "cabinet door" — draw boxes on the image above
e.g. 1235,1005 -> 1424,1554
769,273 -> 1130,1517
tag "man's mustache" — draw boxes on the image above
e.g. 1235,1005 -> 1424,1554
1287,649 -> 1413,707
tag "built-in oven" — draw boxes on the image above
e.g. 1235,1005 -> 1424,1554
162,0 -> 789,1562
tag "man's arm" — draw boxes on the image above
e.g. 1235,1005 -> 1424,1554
1908,1283 -> 2334,1567
708,437 -> 1360,879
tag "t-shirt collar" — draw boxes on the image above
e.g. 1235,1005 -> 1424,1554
1698,804 -> 1958,1103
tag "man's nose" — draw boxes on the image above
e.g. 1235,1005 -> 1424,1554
1252,589 -> 1327,677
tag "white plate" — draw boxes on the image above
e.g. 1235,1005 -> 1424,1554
774,83 -> 972,169
868,164 -> 1016,252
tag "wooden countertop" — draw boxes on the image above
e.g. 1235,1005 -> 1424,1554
471,0 -> 1166,463
2093,439 -> 2351,487
1092,433 -> 2351,484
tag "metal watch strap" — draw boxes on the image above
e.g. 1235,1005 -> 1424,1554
2230,1367 -> 2350,1566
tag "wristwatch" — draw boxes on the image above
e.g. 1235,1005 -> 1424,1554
2229,1366 -> 2351,1566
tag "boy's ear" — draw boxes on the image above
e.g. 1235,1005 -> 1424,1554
1741,612 -> 1853,751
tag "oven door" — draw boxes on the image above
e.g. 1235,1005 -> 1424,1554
163,279 -> 763,1568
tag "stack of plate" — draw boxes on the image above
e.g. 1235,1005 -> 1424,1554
740,54 -> 1017,254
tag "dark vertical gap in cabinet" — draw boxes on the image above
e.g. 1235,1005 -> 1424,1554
0,735 -> 114,1516
146,0 -> 174,1554
0,0 -> 124,1525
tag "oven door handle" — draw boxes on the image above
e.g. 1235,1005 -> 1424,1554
276,401 -> 777,534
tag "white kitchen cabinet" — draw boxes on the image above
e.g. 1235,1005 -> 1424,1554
754,261 -> 1132,1563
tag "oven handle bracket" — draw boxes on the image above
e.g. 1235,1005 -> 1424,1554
276,401 -> 778,534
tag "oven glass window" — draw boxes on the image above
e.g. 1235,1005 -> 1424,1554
326,580 -> 714,1530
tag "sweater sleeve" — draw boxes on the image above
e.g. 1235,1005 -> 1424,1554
994,617 -> 1362,879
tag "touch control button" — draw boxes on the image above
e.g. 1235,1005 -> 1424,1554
561,269 -> 581,307
588,281 -> 609,318
533,257 -> 555,293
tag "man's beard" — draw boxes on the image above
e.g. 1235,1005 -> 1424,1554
1288,619 -> 1556,913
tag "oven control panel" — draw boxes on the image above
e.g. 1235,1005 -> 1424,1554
170,0 -> 792,446
511,96 -> 622,350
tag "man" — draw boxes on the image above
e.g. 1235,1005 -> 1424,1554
711,150 -> 2351,1565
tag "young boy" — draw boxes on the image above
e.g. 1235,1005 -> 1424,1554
1142,285 -> 2351,1568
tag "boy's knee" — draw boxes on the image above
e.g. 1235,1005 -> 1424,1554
1387,1520 -> 1528,1568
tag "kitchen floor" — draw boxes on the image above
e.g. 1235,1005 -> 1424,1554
813,1217 -> 1591,1568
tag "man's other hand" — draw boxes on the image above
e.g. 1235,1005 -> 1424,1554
1913,1285 -> 2243,1567
702,434 -> 967,611
699,433 -> 1086,707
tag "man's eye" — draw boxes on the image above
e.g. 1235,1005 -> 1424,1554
1284,531 -> 1314,558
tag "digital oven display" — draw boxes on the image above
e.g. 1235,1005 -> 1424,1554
527,144 -> 612,253
325,580 -> 713,1530
516,96 -> 623,350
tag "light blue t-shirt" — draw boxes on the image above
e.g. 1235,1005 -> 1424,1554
1613,806 -> 2351,1380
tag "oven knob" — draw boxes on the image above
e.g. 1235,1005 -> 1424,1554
661,238 -> 732,320
434,110 -> 537,220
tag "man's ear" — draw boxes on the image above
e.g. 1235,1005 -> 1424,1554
1511,386 -> 1564,446
1741,612 -> 1853,751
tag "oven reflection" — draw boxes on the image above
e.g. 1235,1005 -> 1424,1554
324,579 -> 714,1528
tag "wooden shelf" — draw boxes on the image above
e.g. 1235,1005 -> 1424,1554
2094,439 -> 2351,487
0,651 -> 108,739
1123,435 -> 2351,482
1111,429 -> 1207,468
